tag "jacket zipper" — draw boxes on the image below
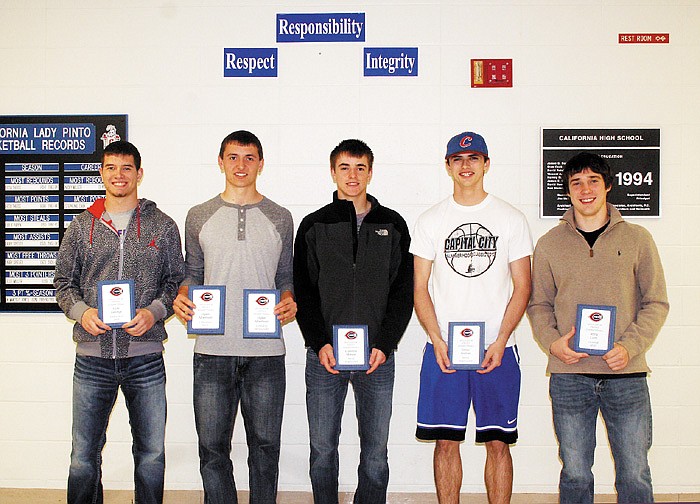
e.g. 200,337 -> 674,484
351,204 -> 358,322
112,211 -> 134,359
567,217 -> 620,258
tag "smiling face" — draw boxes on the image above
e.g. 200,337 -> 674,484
567,168 -> 611,225
445,152 -> 490,191
331,153 -> 372,202
100,153 -> 142,201
218,141 -> 264,191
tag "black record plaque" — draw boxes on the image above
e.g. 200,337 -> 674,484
1,114 -> 127,312
541,128 -> 660,218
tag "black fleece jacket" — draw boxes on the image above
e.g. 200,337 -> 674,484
293,192 -> 413,356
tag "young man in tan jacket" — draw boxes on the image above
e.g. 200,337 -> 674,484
528,151 -> 669,504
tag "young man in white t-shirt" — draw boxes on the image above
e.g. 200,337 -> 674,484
411,132 -> 533,504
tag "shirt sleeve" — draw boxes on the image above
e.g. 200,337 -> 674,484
293,217 -> 328,353
527,239 -> 563,352
508,210 -> 534,263
274,208 -> 294,294
54,217 -> 90,322
181,208 -> 205,286
148,219 -> 185,321
409,211 -> 436,261
374,214 -> 414,356
616,228 -> 669,358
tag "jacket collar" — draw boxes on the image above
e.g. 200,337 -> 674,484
331,190 -> 379,211
561,202 -> 624,231
87,197 -> 107,219
86,197 -> 149,218
86,198 -> 147,242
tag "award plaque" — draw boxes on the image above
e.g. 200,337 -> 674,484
97,279 -> 136,328
448,322 -> 485,370
187,285 -> 226,334
574,304 -> 616,355
243,289 -> 281,338
333,325 -> 370,371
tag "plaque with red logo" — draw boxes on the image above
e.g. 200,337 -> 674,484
187,285 -> 226,334
574,304 -> 616,355
448,322 -> 485,370
333,324 -> 369,371
97,279 -> 135,329
243,289 -> 280,338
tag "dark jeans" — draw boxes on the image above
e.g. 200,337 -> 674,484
305,348 -> 395,504
550,373 -> 653,504
193,353 -> 285,504
68,353 -> 166,504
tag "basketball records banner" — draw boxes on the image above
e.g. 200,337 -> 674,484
1,114 -> 128,312
540,128 -> 661,218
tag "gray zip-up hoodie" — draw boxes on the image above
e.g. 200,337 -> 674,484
54,198 -> 185,359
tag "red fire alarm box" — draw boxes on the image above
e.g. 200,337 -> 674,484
471,59 -> 512,88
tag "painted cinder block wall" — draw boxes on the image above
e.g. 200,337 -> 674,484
1,0 -> 698,494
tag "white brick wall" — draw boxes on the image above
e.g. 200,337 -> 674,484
1,0 -> 698,495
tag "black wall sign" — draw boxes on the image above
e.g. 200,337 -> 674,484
1,114 -> 128,312
541,128 -> 660,218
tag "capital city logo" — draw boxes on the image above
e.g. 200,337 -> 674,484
256,296 -> 269,306
200,292 -> 214,302
589,312 -> 604,322
461,328 -> 473,338
345,330 -> 358,340
109,286 -> 123,296
444,223 -> 498,277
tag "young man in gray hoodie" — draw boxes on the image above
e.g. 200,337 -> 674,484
54,140 -> 185,504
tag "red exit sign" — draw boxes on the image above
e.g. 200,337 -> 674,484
619,33 -> 669,44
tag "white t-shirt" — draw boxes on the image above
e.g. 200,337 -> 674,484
410,194 -> 533,347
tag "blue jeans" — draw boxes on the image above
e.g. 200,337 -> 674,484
193,353 -> 285,504
550,374 -> 653,504
68,353 -> 166,504
305,348 -> 395,504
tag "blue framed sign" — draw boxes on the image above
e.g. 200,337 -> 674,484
276,13 -> 365,42
223,48 -> 278,77
187,285 -> 226,335
97,279 -> 135,329
363,47 -> 418,76
243,289 -> 280,338
448,322 -> 485,370
333,324 -> 369,371
574,304 -> 616,355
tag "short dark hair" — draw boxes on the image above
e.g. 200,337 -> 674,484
103,140 -> 141,170
219,130 -> 263,159
562,151 -> 613,193
330,139 -> 374,169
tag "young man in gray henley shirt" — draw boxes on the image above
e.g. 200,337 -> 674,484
173,130 -> 297,504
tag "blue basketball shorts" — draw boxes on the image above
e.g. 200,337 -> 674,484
416,343 -> 521,444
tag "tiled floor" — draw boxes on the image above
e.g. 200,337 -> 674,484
1,489 -> 699,503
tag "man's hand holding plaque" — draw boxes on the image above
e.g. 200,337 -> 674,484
574,304 -> 616,355
448,322 -> 485,370
333,325 -> 370,371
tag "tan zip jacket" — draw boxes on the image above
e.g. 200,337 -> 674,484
527,204 -> 669,374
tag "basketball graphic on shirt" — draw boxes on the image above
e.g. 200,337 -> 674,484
443,223 -> 498,277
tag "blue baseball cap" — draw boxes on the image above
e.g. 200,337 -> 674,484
445,132 -> 488,159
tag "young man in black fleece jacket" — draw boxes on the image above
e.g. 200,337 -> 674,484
294,139 -> 413,504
